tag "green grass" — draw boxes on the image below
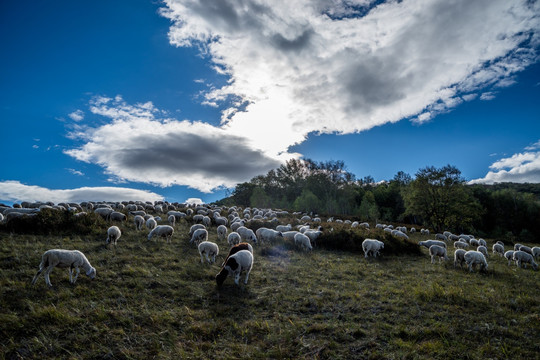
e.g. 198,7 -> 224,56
1,222 -> 539,359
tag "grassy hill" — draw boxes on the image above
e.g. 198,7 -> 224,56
1,221 -> 539,359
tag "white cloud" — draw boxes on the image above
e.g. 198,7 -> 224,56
480,92 -> 497,101
160,0 -> 539,147
65,96 -> 288,193
0,181 -> 164,204
469,141 -> 540,184
67,168 -> 85,176
185,197 -> 203,205
32,145 -> 39,149
68,110 -> 85,122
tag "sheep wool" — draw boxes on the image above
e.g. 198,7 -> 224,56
31,249 -> 96,287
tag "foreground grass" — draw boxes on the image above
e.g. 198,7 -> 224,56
1,224 -> 539,359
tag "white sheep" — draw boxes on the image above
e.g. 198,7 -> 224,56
532,247 -> 540,260
504,250 -> 515,266
453,241 -> 469,250
469,239 -> 479,247
513,251 -> 538,270
215,250 -> 254,287
31,249 -> 96,287
222,242 -> 254,266
478,239 -> 487,247
282,231 -> 299,242
514,243 -> 523,251
420,228 -> 430,235
477,245 -> 489,258
294,233 -> 313,251
303,230 -> 323,247
492,243 -> 504,257
227,232 -> 241,246
518,245 -> 533,255
217,225 -> 228,241
464,251 -> 488,272
454,249 -> 466,268
148,225 -> 174,243
392,230 -> 409,240
188,224 -> 206,237
429,245 -> 448,264
362,239 -> 384,258
276,224 -> 292,232
257,228 -> 283,244
106,226 -> 121,245
168,214 -> 176,227
236,226 -> 258,244
110,211 -> 127,222
198,241 -> 219,264
435,233 -> 447,241
134,215 -> 145,231
190,228 -> 208,246
419,240 -> 446,249
202,216 -> 212,227
146,218 -> 157,230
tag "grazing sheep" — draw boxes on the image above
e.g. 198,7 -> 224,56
257,228 -> 283,244
492,243 -> 504,257
193,214 -> 204,223
217,225 -> 228,241
504,250 -> 515,266
190,228 -> 208,246
518,245 -> 533,255
477,245 -> 489,258
236,226 -> 258,244
513,251 -> 538,270
454,249 -> 466,268
419,240 -> 447,249
134,215 -> 145,231
227,232 -> 241,246
420,228 -> 430,235
300,215 -> 311,222
276,224 -> 292,232
230,220 -> 245,232
478,239 -> 487,247
168,215 -> 176,227
222,242 -> 254,266
188,224 -> 206,237
146,218 -> 157,230
443,231 -> 452,238
454,241 -> 469,250
198,241 -> 219,264
148,225 -> 174,243
215,250 -> 254,287
435,233 -> 447,241
94,207 -> 113,220
464,251 -> 488,272
31,249 -> 96,287
106,226 -> 121,245
294,233 -> 313,251
110,211 -> 127,222
532,247 -> 540,260
469,238 -> 480,247
448,234 -> 459,241
362,239 -> 384,258
392,230 -> 409,240
429,245 -> 448,264
410,227 -> 416,233
202,216 -> 212,227
282,231 -> 300,242
514,243 -> 523,251
303,230 -> 323,247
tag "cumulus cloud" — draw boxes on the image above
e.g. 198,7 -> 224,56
185,197 -> 203,205
160,0 -> 539,146
65,96 -> 286,192
469,141 -> 540,184
0,181 -> 164,204
68,110 -> 85,122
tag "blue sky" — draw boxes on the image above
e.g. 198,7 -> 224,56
1,0 -> 539,205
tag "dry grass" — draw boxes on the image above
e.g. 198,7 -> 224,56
1,221 -> 539,359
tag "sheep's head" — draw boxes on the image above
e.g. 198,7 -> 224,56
216,268 -> 228,287
87,267 -> 96,280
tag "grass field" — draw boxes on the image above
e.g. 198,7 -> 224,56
1,221 -> 539,359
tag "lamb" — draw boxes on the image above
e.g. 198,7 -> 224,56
454,249 -> 466,268
146,218 -> 157,230
198,241 -> 219,264
513,251 -> 538,270
188,224 -> 206,237
429,245 -> 449,264
419,240 -> 446,249
504,250 -> 515,266
362,239 -> 384,258
134,215 -> 145,231
106,226 -> 121,245
492,243 -> 504,257
31,249 -> 96,287
217,225 -> 228,241
215,250 -> 254,287
227,232 -> 241,246
454,241 -> 469,250
147,225 -> 174,243
477,245 -> 489,258
168,215 -> 176,227
464,251 -> 488,272
190,228 -> 208,246
294,233 -> 313,251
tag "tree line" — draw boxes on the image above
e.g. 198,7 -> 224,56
217,159 -> 540,243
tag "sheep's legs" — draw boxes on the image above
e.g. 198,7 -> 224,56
31,268 -> 43,285
244,267 -> 252,285
44,266 -> 54,287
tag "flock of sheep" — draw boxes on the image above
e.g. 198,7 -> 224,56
1,200 -> 537,288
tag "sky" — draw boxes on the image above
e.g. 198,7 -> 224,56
1,0 -> 539,205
